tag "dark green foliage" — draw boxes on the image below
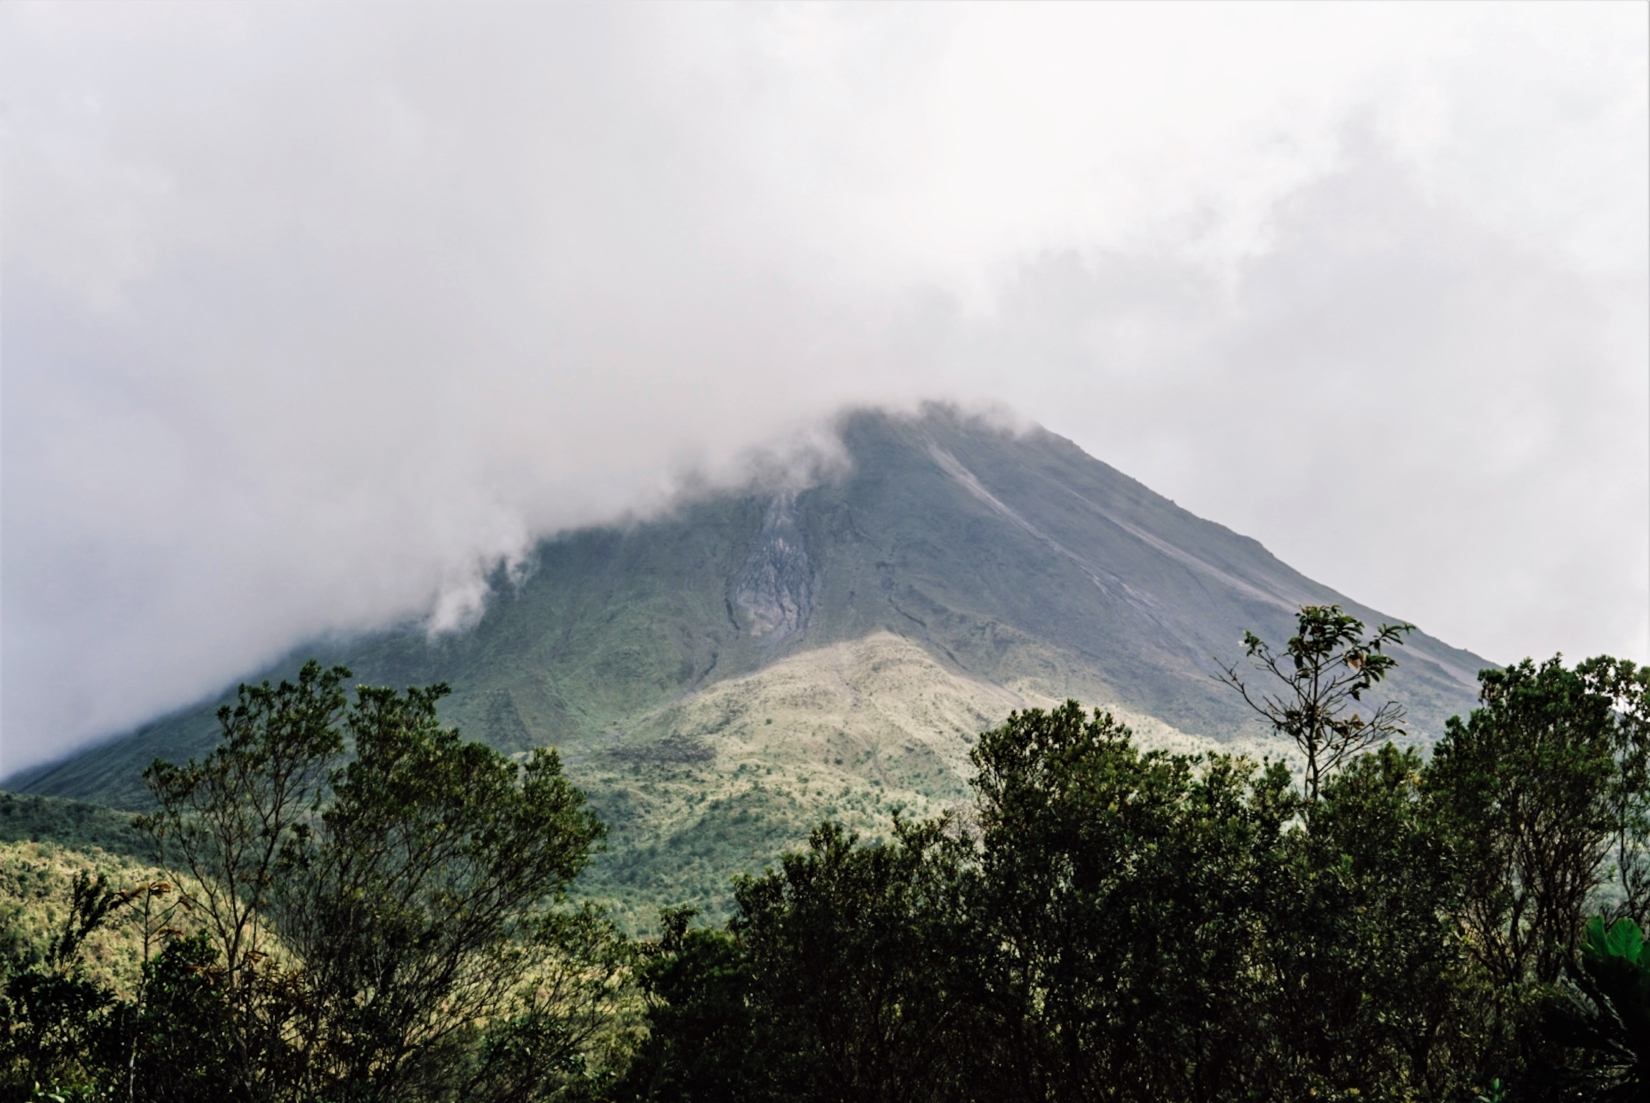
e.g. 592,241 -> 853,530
11,639 -> 1650,1102
961,703 -> 1482,1100
3,661 -> 625,1103
620,908 -> 777,1102
2,873 -> 242,1103
1259,744 -> 1482,1098
731,819 -> 978,1103
0,793 -> 147,857
1585,658 -> 1650,923
106,932 -> 236,1103
137,659 -> 352,1100
1428,656 -> 1650,989
0,873 -> 127,1097
622,819 -> 979,1103
456,905 -> 638,1103
968,702 -> 1290,1101
627,649 -> 1650,1103
626,699 -> 1484,1102
1531,916 -> 1650,1101
273,681 -> 607,1101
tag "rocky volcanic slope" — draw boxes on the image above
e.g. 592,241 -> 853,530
11,408 -> 1492,926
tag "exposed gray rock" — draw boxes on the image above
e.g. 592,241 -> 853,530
732,491 -> 812,644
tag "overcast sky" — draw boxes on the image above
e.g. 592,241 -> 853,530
3,2 -> 1646,775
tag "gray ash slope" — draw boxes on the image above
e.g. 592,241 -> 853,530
717,407 -> 1487,740
14,405 -> 1489,817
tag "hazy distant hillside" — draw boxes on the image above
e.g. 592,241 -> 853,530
10,407 -> 1493,925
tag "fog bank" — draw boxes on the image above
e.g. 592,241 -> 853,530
3,2 -> 1645,773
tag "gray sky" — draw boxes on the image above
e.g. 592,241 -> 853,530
3,2 -> 1646,775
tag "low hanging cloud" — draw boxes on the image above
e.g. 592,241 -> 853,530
2,3 -> 1645,774
964,133 -> 1646,670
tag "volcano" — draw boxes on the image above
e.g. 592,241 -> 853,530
10,407 -> 1491,924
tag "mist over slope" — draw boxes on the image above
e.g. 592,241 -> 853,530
11,407 -> 1492,922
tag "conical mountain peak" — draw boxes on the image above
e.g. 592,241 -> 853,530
11,405 -> 1490,924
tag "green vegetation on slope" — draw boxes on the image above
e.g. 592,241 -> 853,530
0,791 -> 147,857
0,792 -> 163,993
7,410 -> 1483,925
4,604 -> 1644,1101
614,644 -> 1650,1103
4,664 -> 633,1103
567,631 -> 1303,928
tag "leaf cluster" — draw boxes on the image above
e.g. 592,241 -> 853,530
1531,915 -> 1650,1101
1218,604 -> 1413,800
2,661 -> 630,1103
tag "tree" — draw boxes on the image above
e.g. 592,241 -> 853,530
0,871 -> 130,1097
1256,744 -> 1484,1099
1427,657 -> 1640,990
1219,604 -> 1413,800
622,819 -> 980,1103
136,661 -> 618,1103
1531,915 -> 1650,1102
273,681 -> 608,1102
967,701 -> 1292,1102
1578,657 -> 1650,926
456,904 -> 639,1103
619,906 -> 780,1103
138,659 -> 350,1099
730,819 -> 978,1103
0,869 -> 221,1103
107,931 -> 237,1103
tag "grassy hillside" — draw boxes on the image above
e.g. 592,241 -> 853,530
570,631 -> 1314,929
0,793 -> 168,993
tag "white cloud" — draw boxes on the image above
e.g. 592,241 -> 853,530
2,1 -> 1644,773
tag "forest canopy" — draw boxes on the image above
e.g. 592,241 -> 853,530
4,608 -> 1648,1102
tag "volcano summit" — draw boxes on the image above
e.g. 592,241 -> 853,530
11,407 -> 1491,922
